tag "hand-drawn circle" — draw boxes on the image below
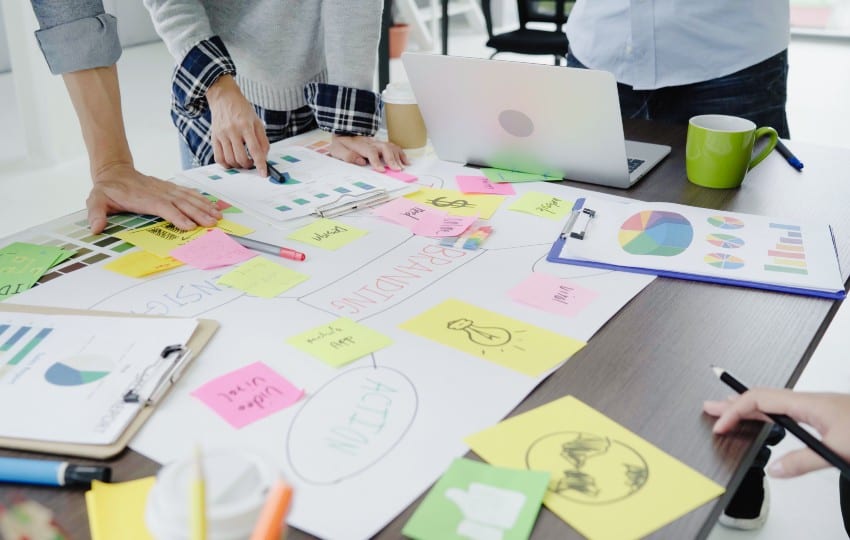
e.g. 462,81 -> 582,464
498,109 -> 535,138
286,365 -> 418,485
525,431 -> 648,505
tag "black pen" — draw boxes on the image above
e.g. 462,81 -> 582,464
775,140 -> 803,171
712,366 -> 850,480
267,161 -> 286,183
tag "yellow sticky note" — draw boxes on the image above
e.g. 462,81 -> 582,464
217,257 -> 308,298
116,219 -> 253,257
405,188 -> 505,218
286,317 -> 393,367
508,192 -> 573,220
465,396 -> 725,539
399,299 -> 585,376
103,251 -> 183,277
86,477 -> 156,540
287,219 -> 368,250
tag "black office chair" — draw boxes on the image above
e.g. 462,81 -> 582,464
481,0 -> 572,66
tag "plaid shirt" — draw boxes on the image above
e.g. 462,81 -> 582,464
172,37 -> 383,166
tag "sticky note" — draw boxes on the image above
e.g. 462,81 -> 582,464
384,170 -> 418,183
203,193 -> 242,213
217,257 -> 308,298
399,299 -> 585,377
214,218 -> 254,237
456,175 -> 516,196
86,477 -> 156,540
508,192 -> 572,220
103,251 -> 183,278
287,218 -> 368,250
403,458 -> 549,540
465,396 -> 725,540
406,188 -> 505,219
116,219 -> 253,257
286,317 -> 393,368
373,197 -> 446,229
412,213 -> 476,237
480,168 -> 560,183
191,361 -> 304,429
0,242 -> 75,300
169,228 -> 256,269
508,273 -> 598,318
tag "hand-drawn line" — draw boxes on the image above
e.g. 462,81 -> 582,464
530,252 -> 617,279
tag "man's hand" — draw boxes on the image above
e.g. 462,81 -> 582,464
329,135 -> 408,172
207,75 -> 269,176
87,162 -> 221,233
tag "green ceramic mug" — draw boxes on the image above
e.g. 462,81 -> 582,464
686,114 -> 778,189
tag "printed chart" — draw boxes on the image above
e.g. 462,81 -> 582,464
44,355 -> 111,387
704,253 -> 745,270
618,211 -> 694,256
765,223 -> 808,275
707,216 -> 745,230
706,233 -> 745,249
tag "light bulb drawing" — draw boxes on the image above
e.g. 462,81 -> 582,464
447,318 -> 512,347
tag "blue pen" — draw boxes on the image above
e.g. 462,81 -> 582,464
775,139 -> 803,171
0,456 -> 111,487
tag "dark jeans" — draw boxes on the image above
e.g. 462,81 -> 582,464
567,50 -> 790,139
841,475 -> 850,536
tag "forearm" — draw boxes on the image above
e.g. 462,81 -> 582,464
61,65 -> 133,179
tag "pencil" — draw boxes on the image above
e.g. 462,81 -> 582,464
191,446 -> 207,540
712,366 -> 850,480
250,480 -> 293,540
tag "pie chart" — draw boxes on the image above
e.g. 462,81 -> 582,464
705,253 -> 745,270
706,233 -> 745,249
618,211 -> 693,256
44,354 -> 111,386
707,216 -> 745,230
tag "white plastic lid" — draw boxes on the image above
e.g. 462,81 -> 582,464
381,81 -> 418,105
145,450 -> 278,540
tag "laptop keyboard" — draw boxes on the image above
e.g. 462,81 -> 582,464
627,157 -> 645,173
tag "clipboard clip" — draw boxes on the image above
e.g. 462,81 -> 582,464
123,344 -> 191,406
559,200 -> 596,240
314,188 -> 389,218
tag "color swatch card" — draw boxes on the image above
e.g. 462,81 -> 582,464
217,257 -> 308,298
399,299 -> 585,377
286,317 -> 393,367
549,197 -> 846,298
287,218 -> 368,250
191,361 -> 304,428
465,396 -> 725,540
403,458 -> 549,540
508,192 -> 573,221
406,188 -> 505,219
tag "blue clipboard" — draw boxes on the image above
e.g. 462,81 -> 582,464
546,198 -> 846,300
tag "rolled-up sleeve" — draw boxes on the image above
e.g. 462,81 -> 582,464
31,0 -> 121,74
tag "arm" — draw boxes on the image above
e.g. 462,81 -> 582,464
306,0 -> 407,171
704,389 -> 850,478
30,0 -> 219,232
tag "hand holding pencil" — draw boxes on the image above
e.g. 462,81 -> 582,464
704,386 -> 850,479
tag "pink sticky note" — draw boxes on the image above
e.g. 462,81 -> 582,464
191,361 -> 304,429
412,213 -> 476,237
384,170 -> 418,183
508,272 -> 599,317
169,228 -> 256,269
373,197 -> 447,229
456,175 -> 516,196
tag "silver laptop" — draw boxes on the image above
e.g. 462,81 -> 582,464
401,53 -> 671,188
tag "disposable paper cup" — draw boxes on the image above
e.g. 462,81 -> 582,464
145,449 -> 278,540
382,82 -> 427,149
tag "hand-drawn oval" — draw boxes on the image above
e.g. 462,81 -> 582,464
287,365 -> 418,485
89,268 -> 243,317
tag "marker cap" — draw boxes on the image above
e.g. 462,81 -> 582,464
64,464 -> 112,487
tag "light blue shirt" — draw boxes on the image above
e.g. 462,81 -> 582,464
565,1 -> 790,90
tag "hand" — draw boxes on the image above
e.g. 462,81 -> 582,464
704,389 -> 850,478
329,134 -> 408,172
88,162 -> 221,233
206,75 -> 269,176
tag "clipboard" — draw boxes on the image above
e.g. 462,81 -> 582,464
547,198 -> 847,300
0,303 -> 218,459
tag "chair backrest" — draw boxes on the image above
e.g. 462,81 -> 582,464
482,0 -> 573,38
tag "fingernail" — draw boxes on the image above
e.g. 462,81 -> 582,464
767,462 -> 784,477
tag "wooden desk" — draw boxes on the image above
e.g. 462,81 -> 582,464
2,120 -> 848,539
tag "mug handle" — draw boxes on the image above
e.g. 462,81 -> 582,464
748,127 -> 779,170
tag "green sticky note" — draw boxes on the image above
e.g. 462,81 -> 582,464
0,242 -> 75,301
287,219 -> 368,250
286,317 -> 392,367
217,257 -> 308,298
508,192 -> 573,220
403,458 -> 550,540
481,168 -> 560,183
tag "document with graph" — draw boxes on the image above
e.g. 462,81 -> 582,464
0,310 -> 199,446
548,197 -> 845,299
